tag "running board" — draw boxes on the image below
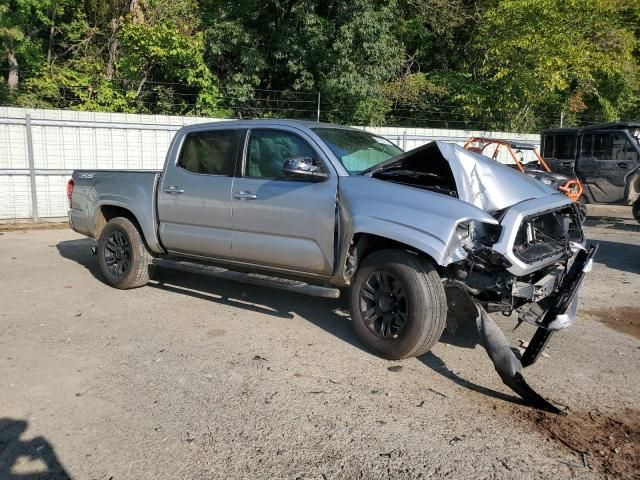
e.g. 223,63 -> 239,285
151,258 -> 341,299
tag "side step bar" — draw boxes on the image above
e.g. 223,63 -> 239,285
151,258 -> 341,299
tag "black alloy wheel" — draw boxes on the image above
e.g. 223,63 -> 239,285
359,271 -> 409,339
103,230 -> 131,277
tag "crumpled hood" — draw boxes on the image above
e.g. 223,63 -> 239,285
368,141 -> 559,212
435,142 -> 558,211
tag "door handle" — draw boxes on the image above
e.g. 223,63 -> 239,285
164,186 -> 184,194
234,190 -> 258,200
617,162 -> 630,168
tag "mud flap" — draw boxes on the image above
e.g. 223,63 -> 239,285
475,306 -> 565,414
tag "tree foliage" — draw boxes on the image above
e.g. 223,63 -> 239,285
0,0 -> 639,131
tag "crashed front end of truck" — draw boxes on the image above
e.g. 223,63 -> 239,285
367,142 -> 597,413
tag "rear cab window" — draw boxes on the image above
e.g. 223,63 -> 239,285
177,129 -> 240,175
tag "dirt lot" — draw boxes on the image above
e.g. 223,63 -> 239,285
1,205 -> 639,479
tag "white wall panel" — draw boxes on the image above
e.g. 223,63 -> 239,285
0,124 -> 28,169
0,175 -> 32,219
35,175 -> 68,218
1,107 -> 541,220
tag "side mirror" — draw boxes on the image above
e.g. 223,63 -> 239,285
282,157 -> 328,181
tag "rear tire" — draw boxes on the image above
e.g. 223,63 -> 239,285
97,217 -> 153,289
350,249 -> 447,360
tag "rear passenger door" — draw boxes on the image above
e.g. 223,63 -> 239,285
158,128 -> 241,259
579,132 -> 639,203
230,128 -> 338,275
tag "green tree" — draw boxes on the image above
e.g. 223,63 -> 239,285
0,0 -> 53,93
474,0 -> 640,130
202,0 -> 403,123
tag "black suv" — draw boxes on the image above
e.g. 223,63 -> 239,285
541,122 -> 640,205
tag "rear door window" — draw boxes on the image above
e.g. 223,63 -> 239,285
554,134 -> 576,159
178,130 -> 239,175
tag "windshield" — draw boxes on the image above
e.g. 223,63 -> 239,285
312,128 -> 404,174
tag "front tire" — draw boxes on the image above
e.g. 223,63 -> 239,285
350,249 -> 447,360
97,217 -> 153,289
577,195 -> 588,220
633,198 -> 640,224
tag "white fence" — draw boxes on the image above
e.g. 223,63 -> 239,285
0,107 -> 540,220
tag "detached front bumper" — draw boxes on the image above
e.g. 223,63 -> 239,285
519,242 -> 598,367
471,242 -> 597,413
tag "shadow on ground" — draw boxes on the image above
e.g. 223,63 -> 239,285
591,239 -> 640,275
0,418 -> 71,479
56,238 -> 537,410
56,239 -> 363,354
584,215 -> 640,232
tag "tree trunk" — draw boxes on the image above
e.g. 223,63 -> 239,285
47,3 -> 58,67
105,18 -> 119,80
105,0 -> 143,80
7,48 -> 19,90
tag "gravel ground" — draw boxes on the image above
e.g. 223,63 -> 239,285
0,205 -> 638,480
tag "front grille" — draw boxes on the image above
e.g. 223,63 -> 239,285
513,204 -> 583,264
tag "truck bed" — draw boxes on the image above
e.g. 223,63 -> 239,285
69,170 -> 163,253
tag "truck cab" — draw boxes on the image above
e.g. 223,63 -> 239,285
541,122 -> 640,204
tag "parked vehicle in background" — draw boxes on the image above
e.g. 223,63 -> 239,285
463,137 -> 584,203
541,122 -> 640,205
67,120 -> 595,412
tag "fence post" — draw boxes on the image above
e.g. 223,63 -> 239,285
316,92 -> 321,123
402,130 -> 407,150
25,113 -> 39,221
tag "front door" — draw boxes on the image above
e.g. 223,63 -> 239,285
231,128 -> 338,275
579,132 -> 640,203
158,128 -> 241,259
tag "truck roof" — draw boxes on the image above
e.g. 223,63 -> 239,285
541,121 -> 640,135
178,118 -> 359,133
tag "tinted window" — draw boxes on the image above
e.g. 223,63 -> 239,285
592,133 -> 613,160
247,130 -> 320,179
580,134 -> 592,158
554,134 -> 576,160
610,133 -> 638,162
178,130 -> 238,175
542,135 -> 554,158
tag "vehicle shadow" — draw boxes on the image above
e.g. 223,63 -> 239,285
149,267 -> 362,352
56,238 -> 101,279
56,239 -> 528,408
592,239 -> 640,274
55,239 -> 365,353
0,418 -> 71,479
419,300 -> 529,408
418,351 -> 527,407
584,215 -> 639,232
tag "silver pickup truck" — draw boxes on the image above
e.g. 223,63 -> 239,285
68,120 -> 596,411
